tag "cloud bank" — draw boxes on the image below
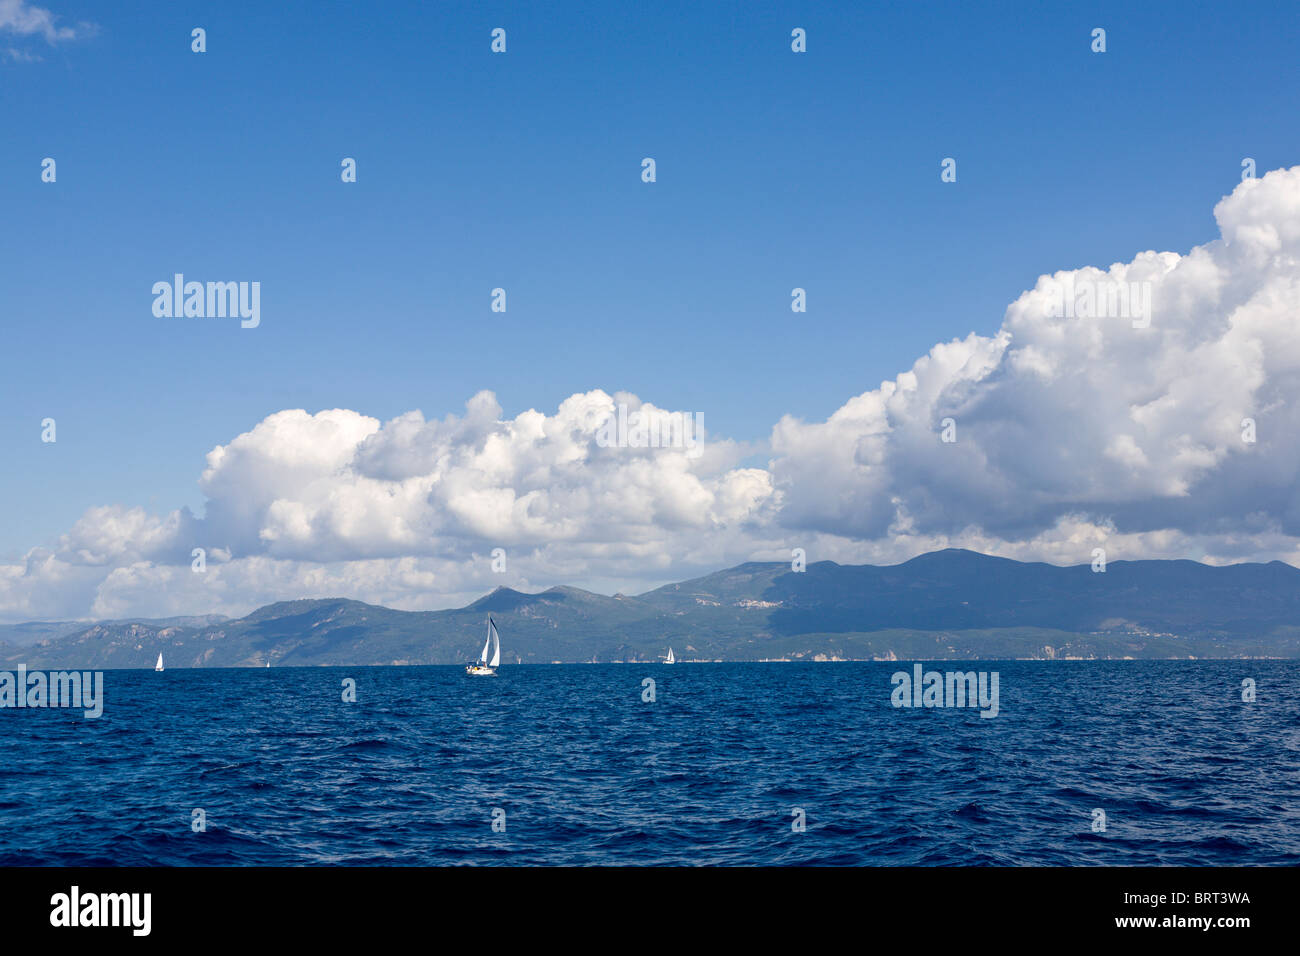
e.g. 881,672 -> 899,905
5,167 -> 1300,620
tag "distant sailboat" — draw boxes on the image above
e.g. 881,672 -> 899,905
466,616 -> 501,676
665,647 -> 675,664
155,652 -> 164,672
265,661 -> 271,668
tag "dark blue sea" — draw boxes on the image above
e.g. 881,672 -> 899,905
2,662 -> 1296,865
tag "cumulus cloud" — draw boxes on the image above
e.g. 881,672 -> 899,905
0,390 -> 778,619
769,166 -> 1300,556
4,167 -> 1300,620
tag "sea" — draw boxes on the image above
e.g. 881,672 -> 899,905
1,661 -> 1296,865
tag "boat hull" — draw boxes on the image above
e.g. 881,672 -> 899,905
465,665 -> 497,676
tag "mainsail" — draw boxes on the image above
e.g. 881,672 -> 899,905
487,616 -> 501,667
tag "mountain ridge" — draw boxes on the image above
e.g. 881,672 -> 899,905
6,549 -> 1300,667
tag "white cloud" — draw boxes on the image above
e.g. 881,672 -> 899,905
771,166 -> 1300,550
5,168 -> 1300,620
0,0 -> 92,45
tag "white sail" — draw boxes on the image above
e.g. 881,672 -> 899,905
155,652 -> 164,672
467,616 -> 501,675
666,647 -> 675,664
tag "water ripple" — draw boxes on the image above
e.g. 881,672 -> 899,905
0,661 -> 1296,865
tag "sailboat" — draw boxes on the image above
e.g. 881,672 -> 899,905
155,652 -> 164,672
466,615 -> 501,676
665,647 -> 675,664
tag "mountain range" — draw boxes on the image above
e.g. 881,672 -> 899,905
4,549 -> 1300,668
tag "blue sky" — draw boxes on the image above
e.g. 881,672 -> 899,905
2,1 -> 1300,617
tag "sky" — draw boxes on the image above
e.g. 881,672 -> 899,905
2,0 -> 1300,621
